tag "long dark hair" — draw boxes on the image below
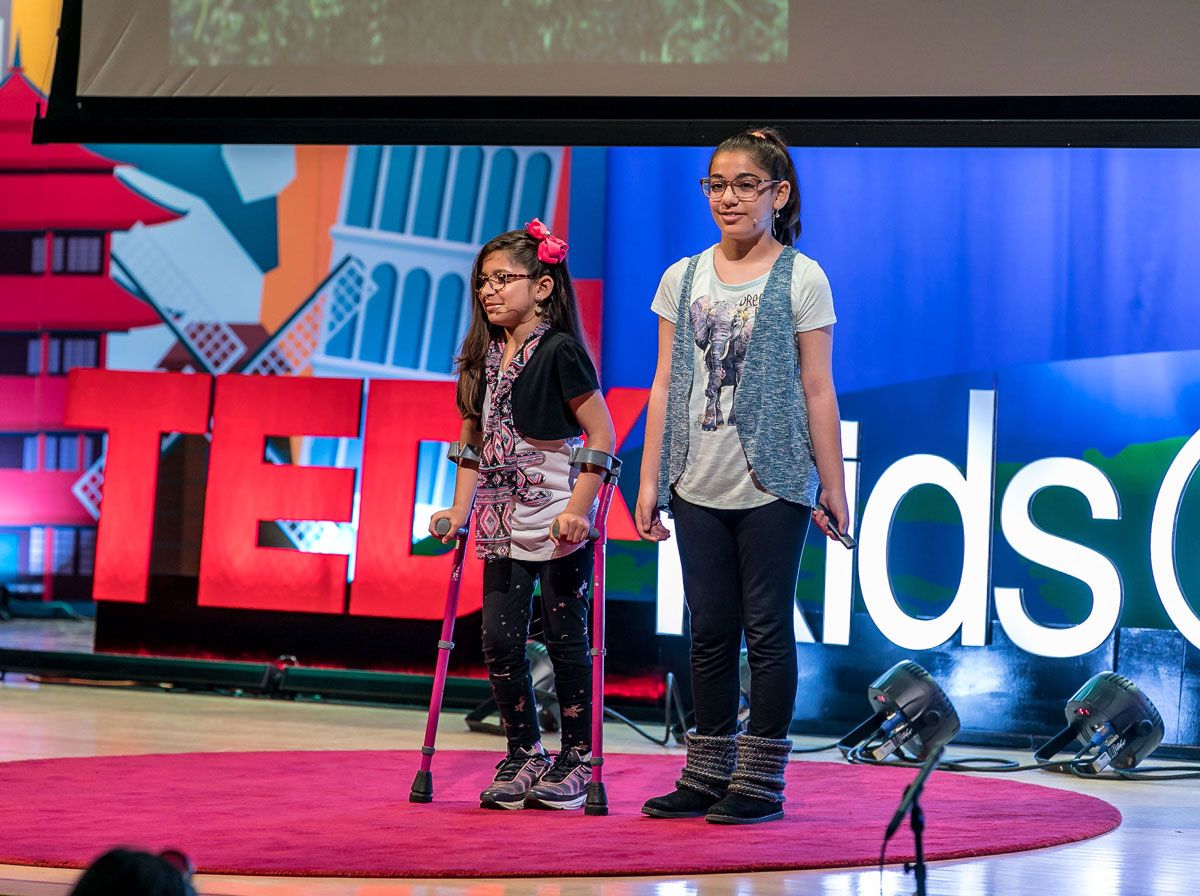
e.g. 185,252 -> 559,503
455,228 -> 586,424
711,127 -> 802,246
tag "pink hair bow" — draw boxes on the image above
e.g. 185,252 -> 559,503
525,218 -> 568,264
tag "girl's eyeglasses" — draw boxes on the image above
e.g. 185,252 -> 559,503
476,272 -> 535,293
700,176 -> 779,201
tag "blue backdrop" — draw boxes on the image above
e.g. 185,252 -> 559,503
602,147 -> 1200,393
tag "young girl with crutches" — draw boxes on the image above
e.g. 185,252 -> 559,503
430,220 -> 616,810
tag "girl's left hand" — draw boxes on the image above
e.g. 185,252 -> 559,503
812,490 -> 850,541
550,511 -> 591,544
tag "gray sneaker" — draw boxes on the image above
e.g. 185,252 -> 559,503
524,748 -> 592,810
479,745 -> 551,810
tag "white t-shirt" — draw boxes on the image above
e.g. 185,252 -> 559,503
650,247 -> 836,509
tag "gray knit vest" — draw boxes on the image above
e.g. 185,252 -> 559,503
657,246 -> 820,510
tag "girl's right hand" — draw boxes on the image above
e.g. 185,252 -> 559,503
428,507 -> 469,544
635,487 -> 671,542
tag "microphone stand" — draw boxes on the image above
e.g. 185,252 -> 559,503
907,792 -> 928,896
884,744 -> 944,896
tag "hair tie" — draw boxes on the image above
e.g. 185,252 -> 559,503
750,130 -> 768,139
524,218 -> 568,264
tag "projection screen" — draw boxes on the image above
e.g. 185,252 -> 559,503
77,0 -> 1200,99
35,0 -> 1200,146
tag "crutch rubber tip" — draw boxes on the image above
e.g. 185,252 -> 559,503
584,781 -> 609,816
409,770 -> 434,803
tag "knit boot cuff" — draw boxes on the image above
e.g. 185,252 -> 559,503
676,732 -> 738,799
727,733 -> 792,803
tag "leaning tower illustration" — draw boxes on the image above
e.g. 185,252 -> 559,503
310,145 -> 566,529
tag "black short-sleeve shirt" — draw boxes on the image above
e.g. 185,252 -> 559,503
477,330 -> 601,440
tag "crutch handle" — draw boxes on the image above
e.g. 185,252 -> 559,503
550,519 -> 601,542
433,518 -> 469,539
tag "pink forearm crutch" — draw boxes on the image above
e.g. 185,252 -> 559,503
568,446 -> 623,817
409,442 -> 479,804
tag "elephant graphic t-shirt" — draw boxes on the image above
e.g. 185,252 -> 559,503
651,247 -> 836,509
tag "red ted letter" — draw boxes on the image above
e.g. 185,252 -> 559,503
350,379 -> 483,619
198,375 -> 361,613
600,386 -> 650,542
63,370 -> 212,602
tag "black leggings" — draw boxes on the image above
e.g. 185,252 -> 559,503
481,548 -> 594,752
671,493 -> 809,740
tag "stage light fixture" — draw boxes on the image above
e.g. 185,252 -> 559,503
1035,672 -> 1164,774
838,661 -> 961,761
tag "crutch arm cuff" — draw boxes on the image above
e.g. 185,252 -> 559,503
447,442 -> 482,467
569,446 -> 622,481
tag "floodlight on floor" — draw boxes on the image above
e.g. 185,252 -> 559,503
838,660 -> 961,762
1034,672 -> 1164,774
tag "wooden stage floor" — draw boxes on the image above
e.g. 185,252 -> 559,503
0,673 -> 1194,896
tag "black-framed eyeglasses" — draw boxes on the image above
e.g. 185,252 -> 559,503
700,176 -> 780,201
476,272 -> 535,293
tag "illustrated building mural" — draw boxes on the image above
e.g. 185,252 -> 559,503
310,145 -> 570,531
0,60 -> 177,598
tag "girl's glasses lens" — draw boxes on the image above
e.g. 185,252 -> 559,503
701,178 -> 765,200
476,273 -> 533,293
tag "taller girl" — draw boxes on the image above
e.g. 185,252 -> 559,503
636,128 -> 850,824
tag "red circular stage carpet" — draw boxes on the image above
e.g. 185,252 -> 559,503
0,750 -> 1119,878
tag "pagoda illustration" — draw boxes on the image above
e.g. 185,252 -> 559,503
0,49 -> 179,603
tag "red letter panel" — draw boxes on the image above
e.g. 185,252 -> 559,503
601,386 -> 650,543
351,379 -> 484,619
198,375 -> 360,613
63,370 -> 212,602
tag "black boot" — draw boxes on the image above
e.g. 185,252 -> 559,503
642,733 -> 737,819
706,733 -> 791,824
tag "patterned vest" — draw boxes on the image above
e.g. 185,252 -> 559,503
658,246 -> 821,509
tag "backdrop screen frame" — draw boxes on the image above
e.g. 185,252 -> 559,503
32,0 -> 1200,148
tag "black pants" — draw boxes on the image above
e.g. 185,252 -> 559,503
671,493 -> 809,740
482,548 -> 594,752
